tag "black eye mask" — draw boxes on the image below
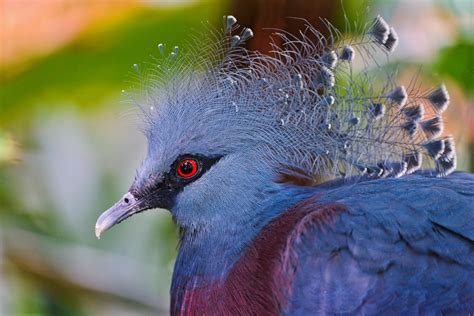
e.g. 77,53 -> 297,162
130,154 -> 222,210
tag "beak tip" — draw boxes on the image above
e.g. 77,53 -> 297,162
95,225 -> 102,239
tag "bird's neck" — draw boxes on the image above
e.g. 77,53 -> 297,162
170,183 -> 315,315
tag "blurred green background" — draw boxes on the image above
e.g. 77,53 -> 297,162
0,0 -> 472,315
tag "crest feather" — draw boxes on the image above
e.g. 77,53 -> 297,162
139,14 -> 456,179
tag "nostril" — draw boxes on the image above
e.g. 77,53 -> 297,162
124,198 -> 129,204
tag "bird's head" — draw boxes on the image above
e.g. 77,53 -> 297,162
95,92 -> 274,238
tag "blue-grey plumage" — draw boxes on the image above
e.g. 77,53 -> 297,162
285,172 -> 474,315
94,14 -> 474,315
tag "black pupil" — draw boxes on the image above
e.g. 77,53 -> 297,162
180,161 -> 194,175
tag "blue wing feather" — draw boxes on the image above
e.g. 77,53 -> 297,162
284,172 -> 474,315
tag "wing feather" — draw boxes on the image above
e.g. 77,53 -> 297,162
283,172 -> 474,315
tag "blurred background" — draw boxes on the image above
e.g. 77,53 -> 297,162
0,0 -> 472,315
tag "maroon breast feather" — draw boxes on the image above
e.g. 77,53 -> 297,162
175,195 -> 347,316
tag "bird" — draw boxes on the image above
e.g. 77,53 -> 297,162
95,14 -> 474,315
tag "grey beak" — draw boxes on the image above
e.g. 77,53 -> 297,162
95,192 -> 141,239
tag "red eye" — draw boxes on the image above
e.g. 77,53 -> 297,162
177,159 -> 199,178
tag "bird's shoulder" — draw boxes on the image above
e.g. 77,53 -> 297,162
313,171 -> 474,244
272,172 -> 474,315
